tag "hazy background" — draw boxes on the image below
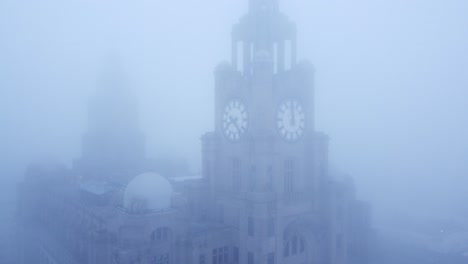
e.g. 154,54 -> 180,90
1,0 -> 467,251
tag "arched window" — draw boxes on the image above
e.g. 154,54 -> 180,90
284,235 -> 306,257
292,236 -> 298,254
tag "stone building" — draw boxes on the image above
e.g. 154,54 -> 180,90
16,1 -> 371,263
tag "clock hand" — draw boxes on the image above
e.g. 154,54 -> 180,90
292,110 -> 296,127
290,102 -> 296,126
229,116 -> 241,133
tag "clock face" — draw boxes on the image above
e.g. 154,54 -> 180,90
277,100 -> 306,142
223,100 -> 248,141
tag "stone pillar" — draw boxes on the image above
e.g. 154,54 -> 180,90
244,41 -> 252,75
232,38 -> 238,70
291,36 -> 297,66
278,40 -> 285,73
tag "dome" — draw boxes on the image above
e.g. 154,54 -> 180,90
124,172 -> 173,213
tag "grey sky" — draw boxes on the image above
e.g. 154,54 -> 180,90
1,0 -> 467,223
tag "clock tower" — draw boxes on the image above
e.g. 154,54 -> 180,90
202,0 -> 333,263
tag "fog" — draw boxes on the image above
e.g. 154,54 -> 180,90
1,0 -> 468,262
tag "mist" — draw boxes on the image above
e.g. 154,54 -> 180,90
1,0 -> 468,263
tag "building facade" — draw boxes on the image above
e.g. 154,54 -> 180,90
17,1 -> 371,264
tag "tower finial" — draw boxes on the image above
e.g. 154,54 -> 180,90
249,0 -> 279,13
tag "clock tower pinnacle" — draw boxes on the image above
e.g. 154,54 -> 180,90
232,0 -> 297,76
207,0 -> 317,195
249,0 -> 279,13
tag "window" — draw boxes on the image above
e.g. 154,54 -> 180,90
248,252 -> 254,264
151,227 -> 170,242
199,254 -> 205,264
300,238 -> 305,253
336,234 -> 343,251
212,247 -> 229,264
233,247 -> 239,263
248,217 -> 254,237
152,254 -> 169,264
284,242 -> 290,257
267,253 -> 275,264
268,217 -> 275,237
223,246 -> 229,263
284,159 -> 295,193
284,236 -> 306,258
292,236 -> 298,254
232,158 -> 241,193
213,248 -> 218,264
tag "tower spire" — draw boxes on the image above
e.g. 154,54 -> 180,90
73,57 -> 147,184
